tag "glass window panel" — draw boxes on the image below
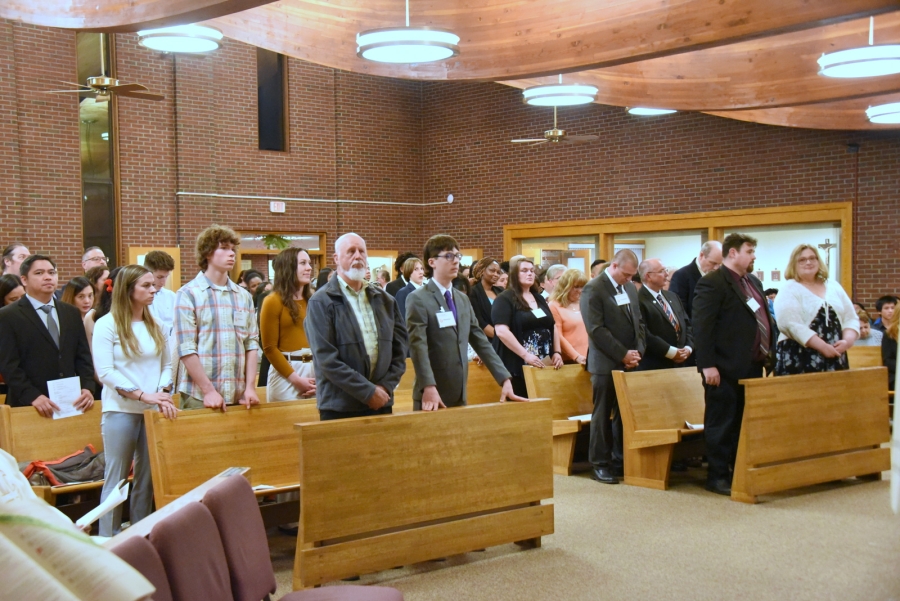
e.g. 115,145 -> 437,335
519,235 -> 599,273
613,230 -> 707,272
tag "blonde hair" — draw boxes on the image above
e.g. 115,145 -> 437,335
784,244 -> 828,282
889,315 -> 899,342
549,269 -> 588,307
111,265 -> 166,359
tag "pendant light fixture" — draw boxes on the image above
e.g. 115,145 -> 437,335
818,17 -> 900,78
357,0 -> 459,64
137,24 -> 223,53
522,75 -> 599,107
866,102 -> 900,124
627,107 -> 677,116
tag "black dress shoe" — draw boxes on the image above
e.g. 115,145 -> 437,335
611,465 -> 624,478
591,467 -> 618,484
705,479 -> 732,496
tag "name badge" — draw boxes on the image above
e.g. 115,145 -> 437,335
614,293 -> 631,306
531,308 -> 547,318
436,310 -> 456,328
746,297 -> 761,312
233,311 -> 248,328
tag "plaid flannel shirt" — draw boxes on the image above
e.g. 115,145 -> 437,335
174,272 -> 259,403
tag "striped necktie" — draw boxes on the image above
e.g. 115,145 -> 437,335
656,293 -> 680,333
740,277 -> 770,356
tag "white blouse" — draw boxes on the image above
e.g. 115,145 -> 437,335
773,279 -> 860,346
92,314 -> 173,414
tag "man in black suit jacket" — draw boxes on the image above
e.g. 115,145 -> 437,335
385,252 -> 418,297
693,234 -> 775,496
637,259 -> 693,371
580,249 -> 646,484
0,255 -> 95,417
668,241 -> 723,318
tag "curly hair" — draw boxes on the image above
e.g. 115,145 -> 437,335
195,225 -> 240,271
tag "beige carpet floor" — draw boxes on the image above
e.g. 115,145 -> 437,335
269,468 -> 900,601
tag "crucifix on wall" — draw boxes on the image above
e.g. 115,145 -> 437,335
818,238 -> 837,269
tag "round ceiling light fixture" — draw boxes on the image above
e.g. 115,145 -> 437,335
137,24 -> 223,53
818,17 -> 900,78
523,74 -> 598,107
627,107 -> 677,116
357,0 -> 459,63
865,102 -> 900,124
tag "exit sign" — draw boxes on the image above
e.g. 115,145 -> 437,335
270,201 -> 286,213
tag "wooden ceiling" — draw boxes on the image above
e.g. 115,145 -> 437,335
8,0 -> 900,130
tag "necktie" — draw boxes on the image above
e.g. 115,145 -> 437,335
39,304 -> 60,347
444,290 -> 458,324
657,293 -> 680,333
740,277 -> 770,356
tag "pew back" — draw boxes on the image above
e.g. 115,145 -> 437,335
616,368 -> 705,432
523,364 -> 593,419
733,367 -> 890,503
294,401 -> 554,587
144,399 -> 319,507
394,358 -> 502,412
847,346 -> 882,369
0,404 -> 103,461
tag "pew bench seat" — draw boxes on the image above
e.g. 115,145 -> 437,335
612,368 -> 706,490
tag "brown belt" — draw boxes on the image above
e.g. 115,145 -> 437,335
283,353 -> 313,363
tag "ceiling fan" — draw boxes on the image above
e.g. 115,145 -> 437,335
511,106 -> 598,145
46,35 -> 164,103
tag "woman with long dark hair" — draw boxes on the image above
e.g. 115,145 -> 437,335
468,257 -> 504,347
492,258 -> 563,397
60,276 -> 94,319
260,248 -> 317,402
84,266 -> 121,353
0,273 -> 25,307
93,265 -> 176,536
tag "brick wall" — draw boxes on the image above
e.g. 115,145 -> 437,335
1,22 -> 896,304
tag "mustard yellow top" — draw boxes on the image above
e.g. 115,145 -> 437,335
260,291 -> 310,379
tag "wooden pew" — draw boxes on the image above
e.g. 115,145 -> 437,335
523,364 -> 593,475
612,368 -> 706,490
847,346 -> 882,369
394,358 -> 502,412
731,367 -> 890,503
0,404 -> 104,507
293,400 -> 554,588
144,399 -> 319,511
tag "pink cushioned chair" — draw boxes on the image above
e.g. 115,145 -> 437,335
202,475 -> 403,601
148,501 -> 234,601
109,535 -> 174,601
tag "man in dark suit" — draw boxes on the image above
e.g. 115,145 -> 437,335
0,255 -> 95,417
580,249 -> 646,484
693,233 -> 775,496
637,258 -> 693,371
385,252 -> 419,297
406,235 -> 523,410
668,241 -> 723,318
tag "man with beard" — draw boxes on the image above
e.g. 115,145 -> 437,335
692,233 -> 775,496
304,233 -> 408,420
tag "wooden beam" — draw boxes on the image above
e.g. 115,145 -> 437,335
208,0 -> 899,81
0,0 -> 278,32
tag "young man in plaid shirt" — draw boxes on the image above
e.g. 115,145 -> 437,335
174,225 -> 260,410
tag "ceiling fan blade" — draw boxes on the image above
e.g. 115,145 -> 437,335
511,138 -> 547,143
109,82 -> 149,93
563,135 -> 600,144
45,89 -> 92,94
115,90 -> 165,101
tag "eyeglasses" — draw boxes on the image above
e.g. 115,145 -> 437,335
85,256 -> 110,264
437,252 -> 463,262
797,257 -> 818,264
647,269 -> 668,275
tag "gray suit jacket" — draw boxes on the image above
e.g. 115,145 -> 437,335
406,280 -> 510,408
580,271 -> 646,376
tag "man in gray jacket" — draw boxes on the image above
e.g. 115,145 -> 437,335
305,233 -> 408,420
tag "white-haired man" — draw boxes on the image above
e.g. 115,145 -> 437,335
304,233 -> 408,420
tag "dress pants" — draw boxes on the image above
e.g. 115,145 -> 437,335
589,373 -> 623,469
703,363 -> 764,483
99,411 -> 153,537
318,406 -> 393,421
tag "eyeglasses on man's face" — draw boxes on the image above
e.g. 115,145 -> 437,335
86,255 -> 110,264
437,252 -> 463,262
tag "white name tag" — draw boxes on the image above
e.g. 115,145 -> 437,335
531,308 -> 547,318
233,311 -> 248,328
746,297 -> 761,312
436,310 -> 457,328
615,293 -> 631,306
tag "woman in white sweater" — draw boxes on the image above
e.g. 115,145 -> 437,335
773,244 -> 859,375
93,265 -> 177,536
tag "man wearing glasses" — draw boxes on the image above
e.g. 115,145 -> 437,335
637,258 -> 693,371
540,264 -> 566,299
406,235 -> 523,411
81,247 -> 109,272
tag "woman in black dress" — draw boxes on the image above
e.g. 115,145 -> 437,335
492,258 -> 563,397
469,257 -> 504,349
